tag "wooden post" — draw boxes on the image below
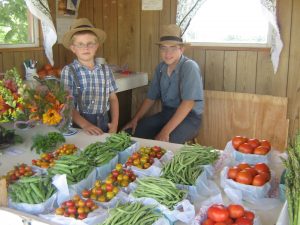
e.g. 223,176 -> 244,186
0,178 -> 8,206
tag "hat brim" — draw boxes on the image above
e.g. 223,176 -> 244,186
155,40 -> 190,46
62,27 -> 107,49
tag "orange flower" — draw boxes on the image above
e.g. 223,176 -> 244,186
42,109 -> 62,126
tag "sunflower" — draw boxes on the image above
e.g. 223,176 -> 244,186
42,109 -> 62,126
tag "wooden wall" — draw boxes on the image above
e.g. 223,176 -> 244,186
0,0 -> 299,148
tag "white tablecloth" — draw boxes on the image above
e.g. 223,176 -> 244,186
0,125 -> 286,225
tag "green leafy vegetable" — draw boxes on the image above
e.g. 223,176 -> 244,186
31,132 -> 65,154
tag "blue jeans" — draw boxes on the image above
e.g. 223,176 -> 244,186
74,113 -> 109,132
131,106 -> 201,144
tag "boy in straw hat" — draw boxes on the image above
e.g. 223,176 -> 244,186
60,18 -> 119,135
123,24 -> 204,144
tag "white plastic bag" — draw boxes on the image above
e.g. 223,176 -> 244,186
224,141 -> 271,164
193,194 -> 262,225
95,154 -> 118,180
220,166 -> 281,210
118,141 -> 139,164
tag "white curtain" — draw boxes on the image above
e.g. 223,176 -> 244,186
176,0 -> 283,74
260,0 -> 283,74
25,0 -> 57,66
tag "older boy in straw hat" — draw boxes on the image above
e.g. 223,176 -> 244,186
123,24 -> 204,144
61,18 -> 119,135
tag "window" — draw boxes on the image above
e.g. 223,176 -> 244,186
0,0 -> 39,48
183,0 -> 270,47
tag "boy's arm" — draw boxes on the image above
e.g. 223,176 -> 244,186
108,93 -> 119,133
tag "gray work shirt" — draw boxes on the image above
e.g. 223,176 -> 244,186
147,55 -> 204,115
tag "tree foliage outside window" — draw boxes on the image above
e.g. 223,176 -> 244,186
0,0 -> 38,47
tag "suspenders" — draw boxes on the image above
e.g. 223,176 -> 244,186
68,64 -> 107,115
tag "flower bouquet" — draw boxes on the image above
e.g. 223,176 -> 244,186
0,68 -> 25,146
23,76 -> 74,133
0,68 -> 26,122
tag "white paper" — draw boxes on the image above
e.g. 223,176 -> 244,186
142,0 -> 163,10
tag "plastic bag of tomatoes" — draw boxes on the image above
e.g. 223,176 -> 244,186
224,137 -> 272,164
39,195 -> 108,225
195,203 -> 261,225
220,163 -> 281,209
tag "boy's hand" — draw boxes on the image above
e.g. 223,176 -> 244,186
82,124 -> 104,135
122,118 -> 138,134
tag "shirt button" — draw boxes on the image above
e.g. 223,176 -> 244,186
92,100 -> 95,104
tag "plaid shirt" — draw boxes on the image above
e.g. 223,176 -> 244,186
61,59 -> 118,114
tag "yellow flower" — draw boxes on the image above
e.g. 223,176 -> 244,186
42,109 -> 62,126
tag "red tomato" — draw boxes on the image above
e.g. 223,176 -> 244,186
65,200 -> 75,207
228,166 -> 241,180
81,189 -> 91,198
237,163 -> 251,171
244,210 -> 255,221
77,213 -> 87,220
224,217 -> 234,224
232,136 -> 247,149
253,146 -> 269,155
254,163 -> 270,174
244,167 -> 258,177
252,174 -> 267,186
259,171 -> 271,181
247,138 -> 260,149
152,146 -> 161,152
207,204 -> 229,222
228,204 -> 245,219
202,218 -> 214,225
67,206 -> 77,214
238,143 -> 254,154
235,170 -> 253,185
85,198 -> 95,208
235,217 -> 253,225
260,139 -> 271,151
44,64 -> 53,71
214,223 -> 227,225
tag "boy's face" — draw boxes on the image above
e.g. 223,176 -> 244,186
70,33 -> 99,63
159,44 -> 184,66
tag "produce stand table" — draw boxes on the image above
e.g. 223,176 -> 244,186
0,125 -> 285,225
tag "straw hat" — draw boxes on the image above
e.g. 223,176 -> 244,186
62,18 -> 107,49
156,24 -> 189,46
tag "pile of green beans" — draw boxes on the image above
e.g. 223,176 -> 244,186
47,155 -> 94,184
132,177 -> 187,209
81,142 -> 118,166
161,144 -> 219,185
101,202 -> 162,225
9,176 -> 56,204
81,132 -> 132,166
105,131 -> 133,151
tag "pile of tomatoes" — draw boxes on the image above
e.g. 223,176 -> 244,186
32,144 -> 78,168
37,64 -> 61,79
53,144 -> 78,157
107,163 -> 136,187
55,195 -> 98,220
202,204 -> 255,225
227,162 -> 271,186
81,179 -> 120,203
125,146 -> 166,169
32,153 -> 56,168
6,164 -> 35,184
231,136 -> 271,155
